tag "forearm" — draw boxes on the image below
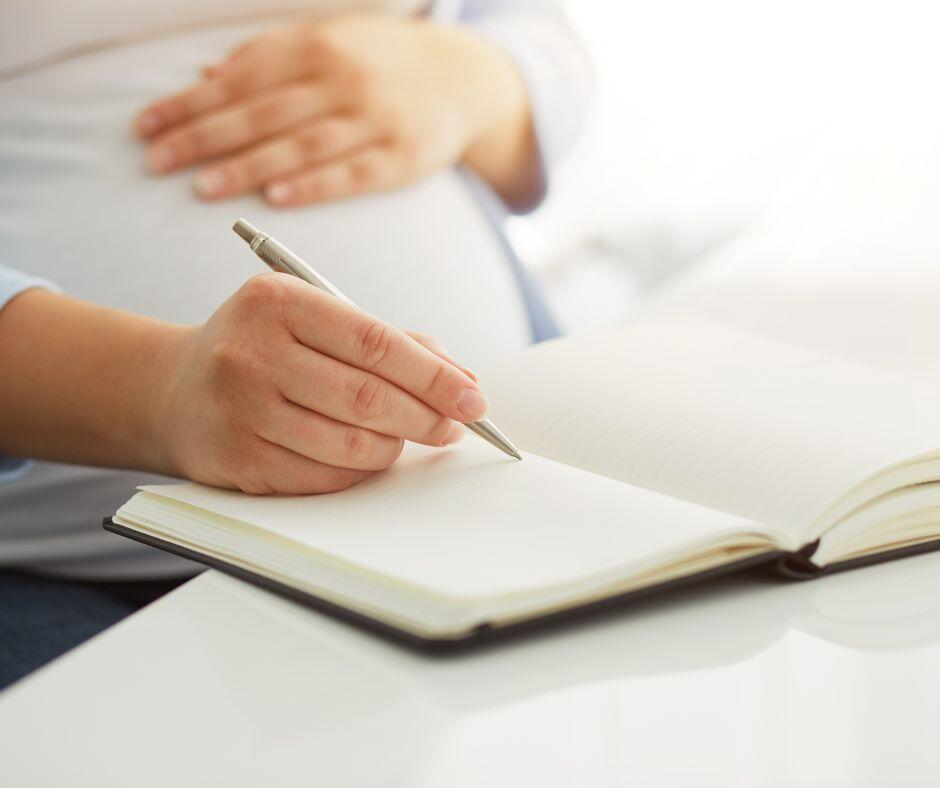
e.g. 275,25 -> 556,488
0,288 -> 186,473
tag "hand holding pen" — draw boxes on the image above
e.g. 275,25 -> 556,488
149,221 -> 518,496
233,219 -> 522,461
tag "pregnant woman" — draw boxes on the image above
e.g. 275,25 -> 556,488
0,0 -> 589,685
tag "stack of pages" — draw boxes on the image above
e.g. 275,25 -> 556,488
109,311 -> 940,644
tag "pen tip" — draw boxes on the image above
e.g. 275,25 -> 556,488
511,450 -> 523,461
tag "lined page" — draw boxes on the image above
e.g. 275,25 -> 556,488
479,311 -> 940,540
138,441 -> 770,600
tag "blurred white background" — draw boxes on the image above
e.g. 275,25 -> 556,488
511,0 -> 940,333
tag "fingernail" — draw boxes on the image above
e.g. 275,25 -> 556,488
442,422 -> 465,445
137,110 -> 161,134
150,145 -> 176,172
265,182 -> 294,204
195,168 -> 226,197
456,387 -> 488,421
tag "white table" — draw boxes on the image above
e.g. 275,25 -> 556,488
3,549 -> 940,786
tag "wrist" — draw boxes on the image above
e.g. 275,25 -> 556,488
133,322 -> 195,478
447,26 -> 539,209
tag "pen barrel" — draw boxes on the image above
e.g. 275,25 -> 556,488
256,236 -> 352,303
251,236 -> 288,274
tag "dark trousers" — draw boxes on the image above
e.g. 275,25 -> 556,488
0,571 -> 186,690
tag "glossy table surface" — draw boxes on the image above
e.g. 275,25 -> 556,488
3,549 -> 940,786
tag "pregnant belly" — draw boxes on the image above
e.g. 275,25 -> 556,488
0,20 -> 531,367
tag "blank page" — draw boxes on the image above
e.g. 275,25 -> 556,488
479,311 -> 940,541
138,440 -> 770,601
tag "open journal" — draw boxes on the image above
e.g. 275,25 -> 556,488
106,310 -> 940,645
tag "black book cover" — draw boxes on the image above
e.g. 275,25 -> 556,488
103,518 -> 940,651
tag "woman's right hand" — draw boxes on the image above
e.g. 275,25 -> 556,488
152,272 -> 487,494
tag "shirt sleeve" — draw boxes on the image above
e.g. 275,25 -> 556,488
0,264 -> 60,482
0,264 -> 59,312
454,0 -> 593,213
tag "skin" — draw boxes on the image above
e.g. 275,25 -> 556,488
0,276 -> 488,494
134,14 -> 541,211
0,14 -> 536,495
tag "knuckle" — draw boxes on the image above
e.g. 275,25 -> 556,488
241,154 -> 268,185
245,97 -> 275,134
349,375 -> 388,422
223,439 -> 274,494
177,90 -> 202,119
425,361 -> 455,400
208,344 -> 269,404
186,124 -> 213,157
208,339 -> 247,381
250,89 -> 299,134
296,123 -> 336,157
353,319 -> 396,370
342,68 -> 372,106
426,415 -> 455,446
305,28 -> 337,58
409,331 -> 443,354
341,425 -> 371,465
218,73 -> 242,103
349,155 -> 380,186
297,29 -> 326,73
230,273 -> 291,329
237,272 -> 288,309
292,130 -> 315,159
158,98 -> 186,126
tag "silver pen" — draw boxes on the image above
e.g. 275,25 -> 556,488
233,218 -> 522,460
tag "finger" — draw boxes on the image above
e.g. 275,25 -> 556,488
136,74 -> 246,138
198,41 -> 257,82
219,37 -> 259,68
148,83 -> 335,174
194,116 -> 375,200
275,343 -> 466,447
280,283 -> 488,424
405,331 -> 478,383
264,147 -> 403,207
241,437 -> 371,495
257,398 -> 404,471
134,39 -> 309,139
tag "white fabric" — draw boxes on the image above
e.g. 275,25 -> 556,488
0,0 -> 587,579
462,0 -> 592,208
0,0 -> 427,76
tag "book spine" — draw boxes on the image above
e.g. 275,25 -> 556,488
774,540 -> 823,579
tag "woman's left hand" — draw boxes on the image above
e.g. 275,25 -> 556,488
134,14 -> 538,209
